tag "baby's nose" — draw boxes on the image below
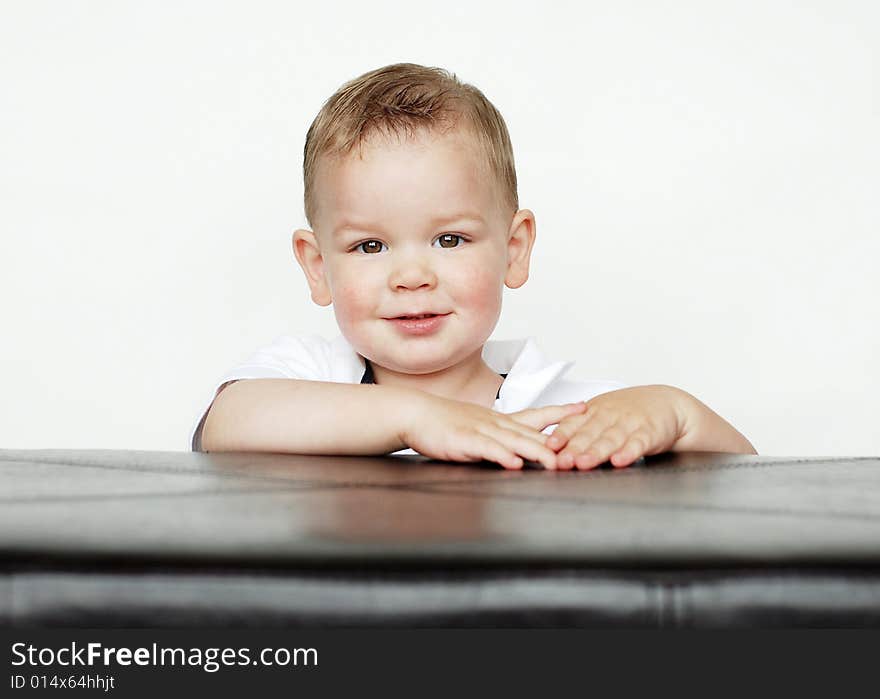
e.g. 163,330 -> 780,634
388,257 -> 438,289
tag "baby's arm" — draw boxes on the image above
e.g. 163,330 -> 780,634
544,385 -> 756,470
200,378 -> 587,468
201,379 -> 415,455
670,388 -> 757,455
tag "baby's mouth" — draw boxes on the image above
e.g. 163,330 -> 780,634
386,312 -> 451,320
384,313 -> 452,333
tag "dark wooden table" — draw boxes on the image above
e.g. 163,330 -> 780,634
2,449 -> 879,627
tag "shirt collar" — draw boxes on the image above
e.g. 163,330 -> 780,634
329,335 -> 574,412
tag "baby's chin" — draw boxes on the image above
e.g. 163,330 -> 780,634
370,354 -> 460,376
366,343 -> 475,375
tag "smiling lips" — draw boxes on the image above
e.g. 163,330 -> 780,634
386,313 -> 450,335
388,312 -> 449,319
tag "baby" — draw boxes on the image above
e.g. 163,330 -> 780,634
190,62 -> 756,470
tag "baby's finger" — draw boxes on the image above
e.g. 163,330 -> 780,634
557,420 -> 620,470
572,426 -> 630,471
545,412 -> 596,455
496,413 -> 582,454
481,424 -> 561,470
508,402 -> 587,432
610,432 -> 651,468
467,432 -> 524,470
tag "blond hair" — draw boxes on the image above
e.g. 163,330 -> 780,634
303,62 -> 518,228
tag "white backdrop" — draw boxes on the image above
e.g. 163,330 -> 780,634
1,0 -> 877,456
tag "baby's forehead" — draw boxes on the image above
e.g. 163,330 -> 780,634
314,129 -> 501,224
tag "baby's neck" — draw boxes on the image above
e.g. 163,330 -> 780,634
367,352 -> 503,409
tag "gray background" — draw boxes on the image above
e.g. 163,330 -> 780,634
1,0 -> 876,456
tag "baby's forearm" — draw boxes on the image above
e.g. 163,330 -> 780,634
201,379 -> 417,455
671,387 -> 758,455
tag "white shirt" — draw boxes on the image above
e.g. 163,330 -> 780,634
189,334 -> 627,454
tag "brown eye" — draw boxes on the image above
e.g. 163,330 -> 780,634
356,240 -> 386,254
435,234 -> 463,249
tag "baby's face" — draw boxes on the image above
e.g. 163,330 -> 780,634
294,127 -> 534,375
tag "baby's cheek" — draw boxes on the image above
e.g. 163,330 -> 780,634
331,280 -> 378,332
335,281 -> 373,312
454,263 -> 503,313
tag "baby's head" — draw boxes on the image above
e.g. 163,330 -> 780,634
293,63 -> 537,377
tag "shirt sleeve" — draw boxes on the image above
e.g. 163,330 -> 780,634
188,334 -> 331,452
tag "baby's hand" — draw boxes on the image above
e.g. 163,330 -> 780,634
544,386 -> 687,470
400,393 -> 589,470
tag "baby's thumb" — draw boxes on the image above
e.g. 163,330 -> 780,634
509,402 -> 587,431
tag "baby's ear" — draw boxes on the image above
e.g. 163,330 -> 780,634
504,209 -> 536,289
292,229 -> 332,306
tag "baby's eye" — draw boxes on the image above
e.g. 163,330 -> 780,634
354,240 -> 387,254
433,234 -> 465,249
352,235 -> 465,254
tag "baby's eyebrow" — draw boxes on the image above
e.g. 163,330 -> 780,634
333,212 -> 485,236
